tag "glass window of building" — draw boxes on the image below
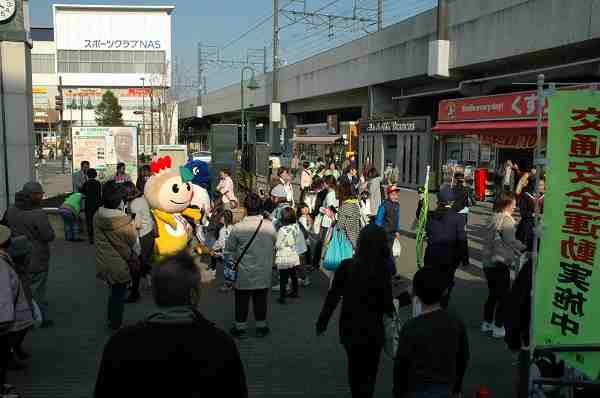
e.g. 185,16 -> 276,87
32,54 -> 56,74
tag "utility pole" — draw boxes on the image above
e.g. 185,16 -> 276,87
437,0 -> 449,40
140,77 -> 146,151
264,46 -> 268,74
150,84 -> 154,154
272,0 -> 280,151
197,42 -> 203,117
377,0 -> 383,31
55,76 -> 65,173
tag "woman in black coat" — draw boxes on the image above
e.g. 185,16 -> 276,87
316,224 -> 394,398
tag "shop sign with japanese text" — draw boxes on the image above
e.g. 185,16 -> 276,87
535,90 -> 600,378
439,91 -> 548,121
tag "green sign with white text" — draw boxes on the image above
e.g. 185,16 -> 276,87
535,90 -> 600,378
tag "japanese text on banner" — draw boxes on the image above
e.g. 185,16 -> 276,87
536,91 -> 600,378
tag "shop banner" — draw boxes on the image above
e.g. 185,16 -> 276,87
479,134 -> 537,149
439,91 -> 548,121
535,90 -> 600,378
72,127 -> 138,182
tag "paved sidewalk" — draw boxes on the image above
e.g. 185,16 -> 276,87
10,191 -> 516,397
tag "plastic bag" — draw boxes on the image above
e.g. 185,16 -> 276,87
323,227 -> 353,271
392,238 -> 402,257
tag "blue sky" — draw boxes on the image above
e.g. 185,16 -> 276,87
30,0 -> 437,93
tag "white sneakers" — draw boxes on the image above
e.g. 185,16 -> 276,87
480,321 -> 493,333
298,277 -> 311,287
481,322 -> 505,338
492,326 -> 506,338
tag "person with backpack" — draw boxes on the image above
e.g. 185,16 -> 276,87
275,208 -> 306,304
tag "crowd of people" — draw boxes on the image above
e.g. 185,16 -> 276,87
0,153 -> 552,398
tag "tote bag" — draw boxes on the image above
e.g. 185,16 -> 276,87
323,227 -> 353,271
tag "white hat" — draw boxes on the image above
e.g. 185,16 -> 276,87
271,184 -> 288,199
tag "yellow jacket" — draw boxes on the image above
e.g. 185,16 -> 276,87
152,208 -> 201,259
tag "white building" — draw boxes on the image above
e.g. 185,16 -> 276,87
31,4 -> 175,153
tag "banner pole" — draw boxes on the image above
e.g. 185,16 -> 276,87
522,73 -> 545,398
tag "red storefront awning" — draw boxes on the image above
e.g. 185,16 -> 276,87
432,119 -> 548,135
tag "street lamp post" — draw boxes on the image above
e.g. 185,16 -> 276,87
140,77 -> 146,152
240,66 -> 260,153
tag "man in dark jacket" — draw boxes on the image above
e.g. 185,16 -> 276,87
451,172 -> 471,267
3,182 -> 55,327
424,188 -> 467,308
95,253 -> 247,397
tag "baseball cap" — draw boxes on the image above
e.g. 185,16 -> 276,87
22,181 -> 44,195
271,184 -> 288,199
0,225 -> 10,246
386,185 -> 401,194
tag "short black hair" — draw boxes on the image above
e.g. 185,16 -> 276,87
413,267 -> 449,305
87,168 -> 98,179
81,161 -> 90,168
245,193 -> 262,216
102,181 -> 125,209
281,207 -> 296,226
153,253 -> 201,307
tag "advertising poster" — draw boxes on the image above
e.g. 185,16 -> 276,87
72,127 -> 138,182
535,90 -> 600,378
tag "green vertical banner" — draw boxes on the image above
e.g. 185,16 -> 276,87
535,90 -> 600,378
415,166 -> 430,269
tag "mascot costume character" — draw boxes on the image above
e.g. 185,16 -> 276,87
184,159 -> 211,220
144,156 -> 201,259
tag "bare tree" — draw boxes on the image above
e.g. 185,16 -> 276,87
149,60 -> 198,146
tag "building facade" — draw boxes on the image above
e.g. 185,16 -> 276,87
31,4 -> 174,155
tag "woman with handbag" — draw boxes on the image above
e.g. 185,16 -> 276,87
316,224 -> 394,398
225,194 -> 277,339
482,192 -> 526,339
94,182 -> 140,331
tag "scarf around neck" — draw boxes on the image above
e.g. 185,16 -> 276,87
146,305 -> 200,324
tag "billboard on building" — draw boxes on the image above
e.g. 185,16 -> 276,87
53,4 -> 173,87
72,126 -> 138,182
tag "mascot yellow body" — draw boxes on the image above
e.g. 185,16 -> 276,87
144,156 -> 201,259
